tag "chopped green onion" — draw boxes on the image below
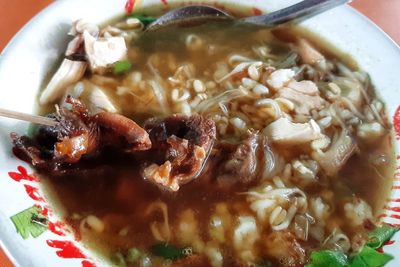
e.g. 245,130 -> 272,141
10,206 -> 48,239
307,248 -> 395,267
151,242 -> 188,260
350,246 -> 393,267
127,14 -> 156,26
350,255 -> 368,267
367,224 -> 400,249
306,224 -> 400,267
113,60 -> 132,75
306,250 -> 348,267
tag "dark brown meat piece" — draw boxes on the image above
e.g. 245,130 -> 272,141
143,115 -> 216,192
11,96 -> 151,172
144,115 -> 215,150
214,133 -> 280,190
12,96 -> 99,169
95,112 -> 151,151
217,133 -> 259,188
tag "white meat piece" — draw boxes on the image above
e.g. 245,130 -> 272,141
83,31 -> 127,73
276,87 -> 326,115
40,20 -> 101,105
297,38 -> 325,65
287,80 -> 319,96
40,59 -> 87,105
266,69 -> 295,90
66,36 -> 84,57
70,19 -> 99,36
263,117 -> 324,145
66,19 -> 99,57
312,130 -> 357,176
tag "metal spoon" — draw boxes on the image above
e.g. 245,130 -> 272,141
147,0 -> 350,31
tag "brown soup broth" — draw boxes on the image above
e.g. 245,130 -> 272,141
37,17 -> 395,267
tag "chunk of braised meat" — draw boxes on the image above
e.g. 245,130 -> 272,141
216,133 -> 260,189
11,96 -> 151,172
143,115 -> 216,192
215,133 -> 277,190
53,98 -> 100,163
95,112 -> 151,152
145,115 -> 215,150
12,96 -> 99,168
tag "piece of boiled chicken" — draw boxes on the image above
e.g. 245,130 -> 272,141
276,80 -> 327,115
40,19 -> 127,105
263,117 -> 324,145
83,31 -> 127,73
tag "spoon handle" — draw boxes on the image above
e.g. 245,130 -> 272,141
242,0 -> 351,26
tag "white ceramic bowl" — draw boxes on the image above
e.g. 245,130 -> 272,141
0,0 -> 399,266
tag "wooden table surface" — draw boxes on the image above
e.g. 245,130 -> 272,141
0,0 -> 399,266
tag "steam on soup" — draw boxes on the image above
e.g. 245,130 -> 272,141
12,8 -> 396,267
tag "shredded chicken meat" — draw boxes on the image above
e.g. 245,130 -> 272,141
276,81 -> 326,115
263,117 -> 324,145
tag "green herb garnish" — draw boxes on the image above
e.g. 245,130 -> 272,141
10,206 -> 47,239
306,224 -> 399,267
367,224 -> 400,249
307,249 -> 393,267
306,250 -> 348,267
350,246 -> 393,267
151,242 -> 188,260
127,14 -> 156,26
113,60 -> 132,75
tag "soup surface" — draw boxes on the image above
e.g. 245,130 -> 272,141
12,8 -> 396,267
